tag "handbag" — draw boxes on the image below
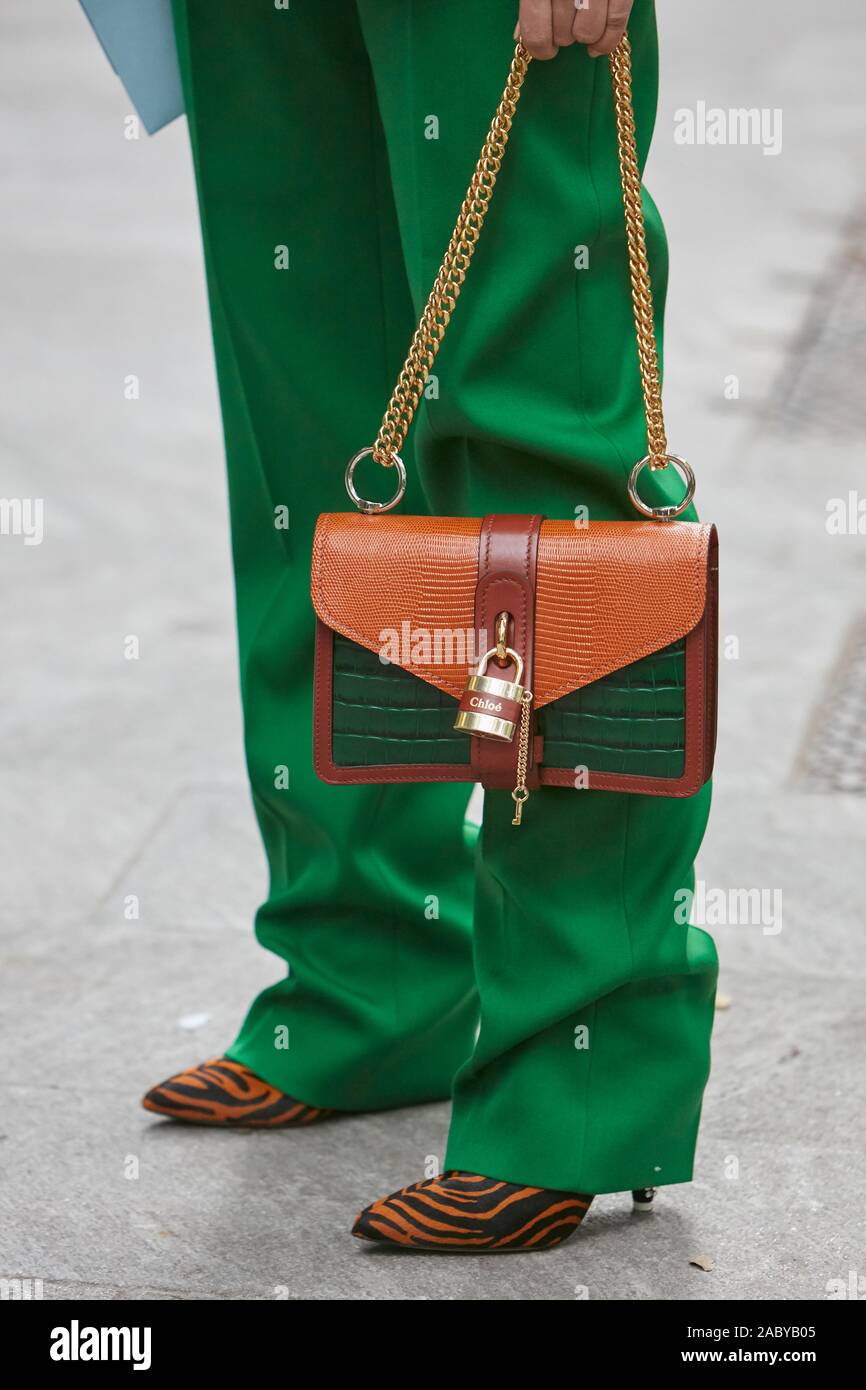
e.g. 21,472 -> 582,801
311,37 -> 718,824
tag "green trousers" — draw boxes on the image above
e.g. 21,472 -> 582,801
172,0 -> 717,1194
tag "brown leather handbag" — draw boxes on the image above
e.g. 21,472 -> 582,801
311,38 -> 718,823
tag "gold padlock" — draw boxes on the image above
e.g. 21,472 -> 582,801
453,646 -> 525,742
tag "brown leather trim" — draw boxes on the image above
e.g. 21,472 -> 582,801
310,514 -> 713,708
470,515 -> 543,790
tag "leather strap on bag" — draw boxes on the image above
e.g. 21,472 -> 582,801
471,514 -> 544,790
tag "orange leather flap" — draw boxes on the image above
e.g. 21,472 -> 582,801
311,513 -> 713,709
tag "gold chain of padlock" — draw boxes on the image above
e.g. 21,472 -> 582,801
511,692 -> 534,826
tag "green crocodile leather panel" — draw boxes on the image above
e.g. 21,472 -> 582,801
535,640 -> 685,777
332,632 -> 470,767
330,631 -> 685,777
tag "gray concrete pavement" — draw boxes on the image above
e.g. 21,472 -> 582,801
1,0 -> 865,1300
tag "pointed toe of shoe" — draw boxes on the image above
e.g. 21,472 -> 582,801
140,1060 -> 220,1122
140,1084 -> 173,1117
351,1208 -> 378,1242
351,1172 -> 593,1252
140,1056 -> 338,1127
351,1199 -> 402,1245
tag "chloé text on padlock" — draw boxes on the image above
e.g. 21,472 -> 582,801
454,647 -> 525,742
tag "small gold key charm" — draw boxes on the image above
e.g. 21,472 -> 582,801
511,691 -> 534,826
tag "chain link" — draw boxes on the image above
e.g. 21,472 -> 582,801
608,36 -> 667,468
371,42 -> 531,468
369,35 -> 667,476
510,691 -> 534,825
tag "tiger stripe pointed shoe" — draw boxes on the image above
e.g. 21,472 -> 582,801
352,1171 -> 593,1252
141,1056 -> 337,1128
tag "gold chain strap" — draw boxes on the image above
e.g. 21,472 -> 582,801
347,34 -> 695,521
371,42 -> 531,469
371,35 -> 667,470
608,38 -> 666,469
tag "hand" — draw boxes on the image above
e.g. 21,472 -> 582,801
515,0 -> 634,62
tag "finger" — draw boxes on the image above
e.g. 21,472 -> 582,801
552,0 -> 578,48
518,0 -> 557,60
572,0 -> 609,48
587,0 -> 633,55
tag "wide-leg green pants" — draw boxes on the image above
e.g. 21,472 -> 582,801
172,0 -> 717,1194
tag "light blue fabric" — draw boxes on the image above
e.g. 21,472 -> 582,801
79,0 -> 184,134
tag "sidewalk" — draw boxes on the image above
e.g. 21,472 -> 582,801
1,0 -> 864,1299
